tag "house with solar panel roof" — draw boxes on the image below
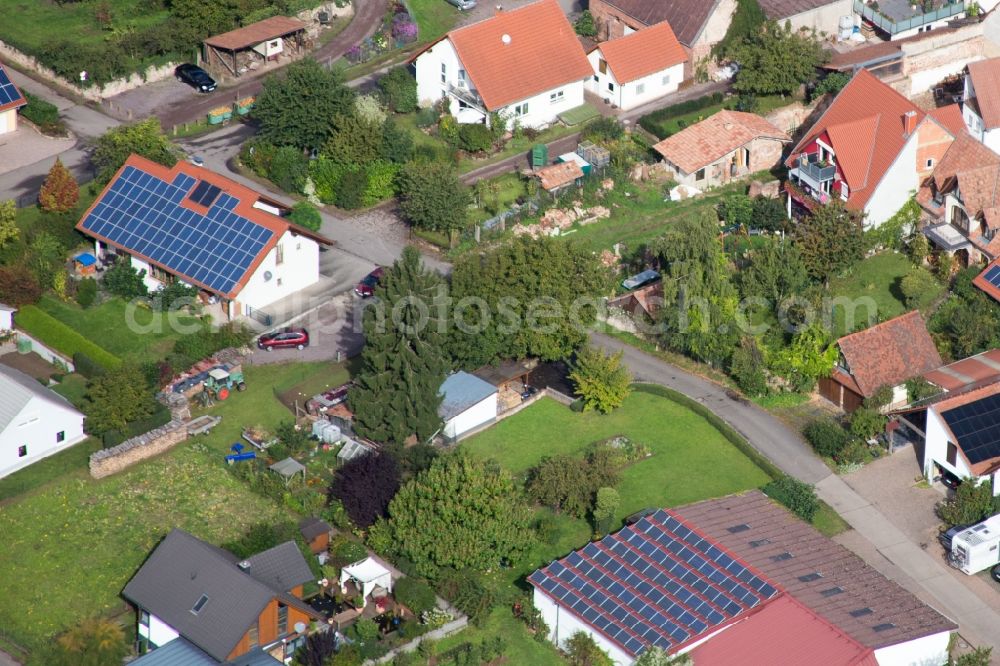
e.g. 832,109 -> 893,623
530,492 -> 956,665
0,61 -> 27,135
76,154 -> 332,321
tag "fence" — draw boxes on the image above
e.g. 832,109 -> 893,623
854,0 -> 965,35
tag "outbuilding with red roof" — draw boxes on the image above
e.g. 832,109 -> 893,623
413,0 -> 593,129
586,22 -> 687,111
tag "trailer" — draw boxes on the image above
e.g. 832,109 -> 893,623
949,514 -> 1000,575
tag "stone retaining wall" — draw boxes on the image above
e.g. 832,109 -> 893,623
89,420 -> 188,479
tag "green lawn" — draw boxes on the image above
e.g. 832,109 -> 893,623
0,361 -> 348,652
826,252 -> 943,336
36,296 -> 206,365
436,607 -> 564,665
813,501 -> 850,537
408,0 -> 460,42
470,173 -> 529,224
51,372 -> 89,407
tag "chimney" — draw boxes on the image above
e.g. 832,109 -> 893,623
495,4 -> 503,15
904,110 -> 918,136
723,122 -> 734,131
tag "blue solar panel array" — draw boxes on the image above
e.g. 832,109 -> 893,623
0,65 -> 26,109
942,391 -> 1000,464
528,510 -> 777,657
79,165 -> 274,295
980,264 -> 1000,290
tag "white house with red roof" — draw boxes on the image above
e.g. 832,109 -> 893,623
75,154 -> 332,321
586,22 -> 687,111
786,69 -> 960,228
0,62 -> 27,135
412,0 -> 593,129
963,57 -> 1000,155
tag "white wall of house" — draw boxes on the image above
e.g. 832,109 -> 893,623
443,393 -> 498,440
863,133 -> 920,228
0,108 -> 16,135
415,36 -> 584,129
0,307 -> 13,331
586,51 -> 683,111
238,230 -> 320,311
138,613 -> 180,648
872,630 -> 951,666
920,407 -> 1000,495
130,255 -> 163,293
891,15 -> 962,41
0,395 -> 85,479
534,588 -> 634,666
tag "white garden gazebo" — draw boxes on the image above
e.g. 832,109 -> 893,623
339,556 -> 393,608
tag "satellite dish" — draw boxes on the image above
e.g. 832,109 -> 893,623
263,271 -> 273,282
501,33 -> 511,45
294,622 -> 307,634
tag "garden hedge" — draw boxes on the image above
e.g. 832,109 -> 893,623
15,305 -> 121,371
631,383 -> 783,480
638,92 -> 726,139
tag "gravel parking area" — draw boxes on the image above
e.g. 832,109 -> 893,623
245,293 -> 365,365
842,446 -> 1000,609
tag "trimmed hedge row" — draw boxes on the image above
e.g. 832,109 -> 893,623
15,305 -> 121,371
638,92 -> 725,138
631,383 -> 783,480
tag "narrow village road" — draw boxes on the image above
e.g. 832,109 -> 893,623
590,330 -> 1000,654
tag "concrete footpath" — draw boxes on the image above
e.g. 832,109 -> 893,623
590,330 -> 1000,654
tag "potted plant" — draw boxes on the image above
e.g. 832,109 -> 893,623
352,594 -> 365,609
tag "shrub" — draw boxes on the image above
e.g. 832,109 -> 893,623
75,277 -> 97,308
719,193 -> 753,227
574,10 -> 597,36
583,117 -> 624,142
458,123 -> 494,153
309,157 -> 345,204
937,479 -> 1000,528
353,618 -> 380,643
569,346 -> 632,413
289,202 -> 322,231
378,67 -> 418,113
864,384 -> 894,410
39,158 -> 79,213
330,535 -> 368,563
802,418 -> 849,458
20,92 -> 65,135
762,476 -> 819,522
0,265 -> 42,307
435,569 -> 499,627
849,407 -> 885,440
730,339 -> 767,397
394,577 -> 437,615
415,106 -> 438,128
354,94 -> 387,124
336,168 -> 367,209
72,352 -> 107,379
16,305 -> 120,370
363,160 -> 399,206
102,262 -> 148,299
268,146 -> 309,193
241,139 -> 278,178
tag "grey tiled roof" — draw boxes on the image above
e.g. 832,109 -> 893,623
244,541 -> 315,592
131,638 -> 217,666
122,529 -> 312,662
0,364 -> 81,432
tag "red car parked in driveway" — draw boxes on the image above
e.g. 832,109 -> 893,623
257,328 -> 309,351
354,267 -> 384,298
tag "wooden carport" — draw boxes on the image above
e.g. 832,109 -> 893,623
203,15 -> 308,78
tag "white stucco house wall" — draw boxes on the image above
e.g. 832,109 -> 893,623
413,0 -> 593,129
0,365 -> 86,479
438,371 -> 498,441
0,304 -> 14,332
587,22 -> 686,111
77,154 -> 331,322
963,57 -> 1000,155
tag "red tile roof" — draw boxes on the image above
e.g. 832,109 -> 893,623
591,22 -> 686,85
203,15 -> 307,51
446,0 -> 593,111
924,349 -> 1000,392
596,0 -> 717,46
787,70 -> 927,212
536,160 -> 583,190
967,57 -> 1000,130
75,154 -> 332,299
674,491 -> 958,649
652,110 -> 790,174
689,595 -> 878,666
930,103 -> 967,137
836,311 -> 943,398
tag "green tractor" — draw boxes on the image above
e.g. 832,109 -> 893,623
201,367 -> 247,404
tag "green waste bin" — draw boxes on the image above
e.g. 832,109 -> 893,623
16,337 -> 31,354
531,144 -> 548,168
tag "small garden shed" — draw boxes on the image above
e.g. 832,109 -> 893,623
203,16 -> 308,78
269,456 -> 306,485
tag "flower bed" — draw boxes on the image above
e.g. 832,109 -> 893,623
345,2 -> 418,64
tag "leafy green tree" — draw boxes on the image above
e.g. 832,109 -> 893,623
0,199 -> 18,251
565,631 -> 613,666
353,617 -> 379,643
953,647 -> 993,666
909,231 -> 929,265
767,323 -> 837,392
39,158 -> 79,213
569,347 -> 632,413
738,240 -> 808,304
167,0 -> 235,41
47,617 -> 128,666
936,252 -> 955,281
802,418 -> 850,458
393,577 -> 437,615
349,247 -> 448,445
527,453 -> 620,518
102,262 -> 148,299
380,117 -> 414,164
396,161 -> 471,232
369,453 -> 534,576
593,487 -> 620,535
730,337 -> 768,397
378,66 -> 418,113
719,193 -> 753,226
268,146 -> 309,193
27,231 -> 65,290
449,236 -> 609,366
354,94 -> 387,125
574,10 -> 597,36
253,59 -> 355,151
324,114 -> 383,166
714,0 -> 766,57
84,364 -> 157,434
762,476 -> 820,521
92,118 -> 178,184
635,646 -> 692,666
751,195 -> 788,232
76,277 -> 98,308
289,201 -> 322,231
906,377 -> 939,403
730,22 -> 827,96
863,384 -> 894,410
0,265 -> 41,307
900,269 -> 937,309
793,202 -> 864,283
849,407 -> 885,440
937,479 -> 1000,528
812,71 -> 851,99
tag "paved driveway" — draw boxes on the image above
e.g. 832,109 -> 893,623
245,293 -> 366,365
